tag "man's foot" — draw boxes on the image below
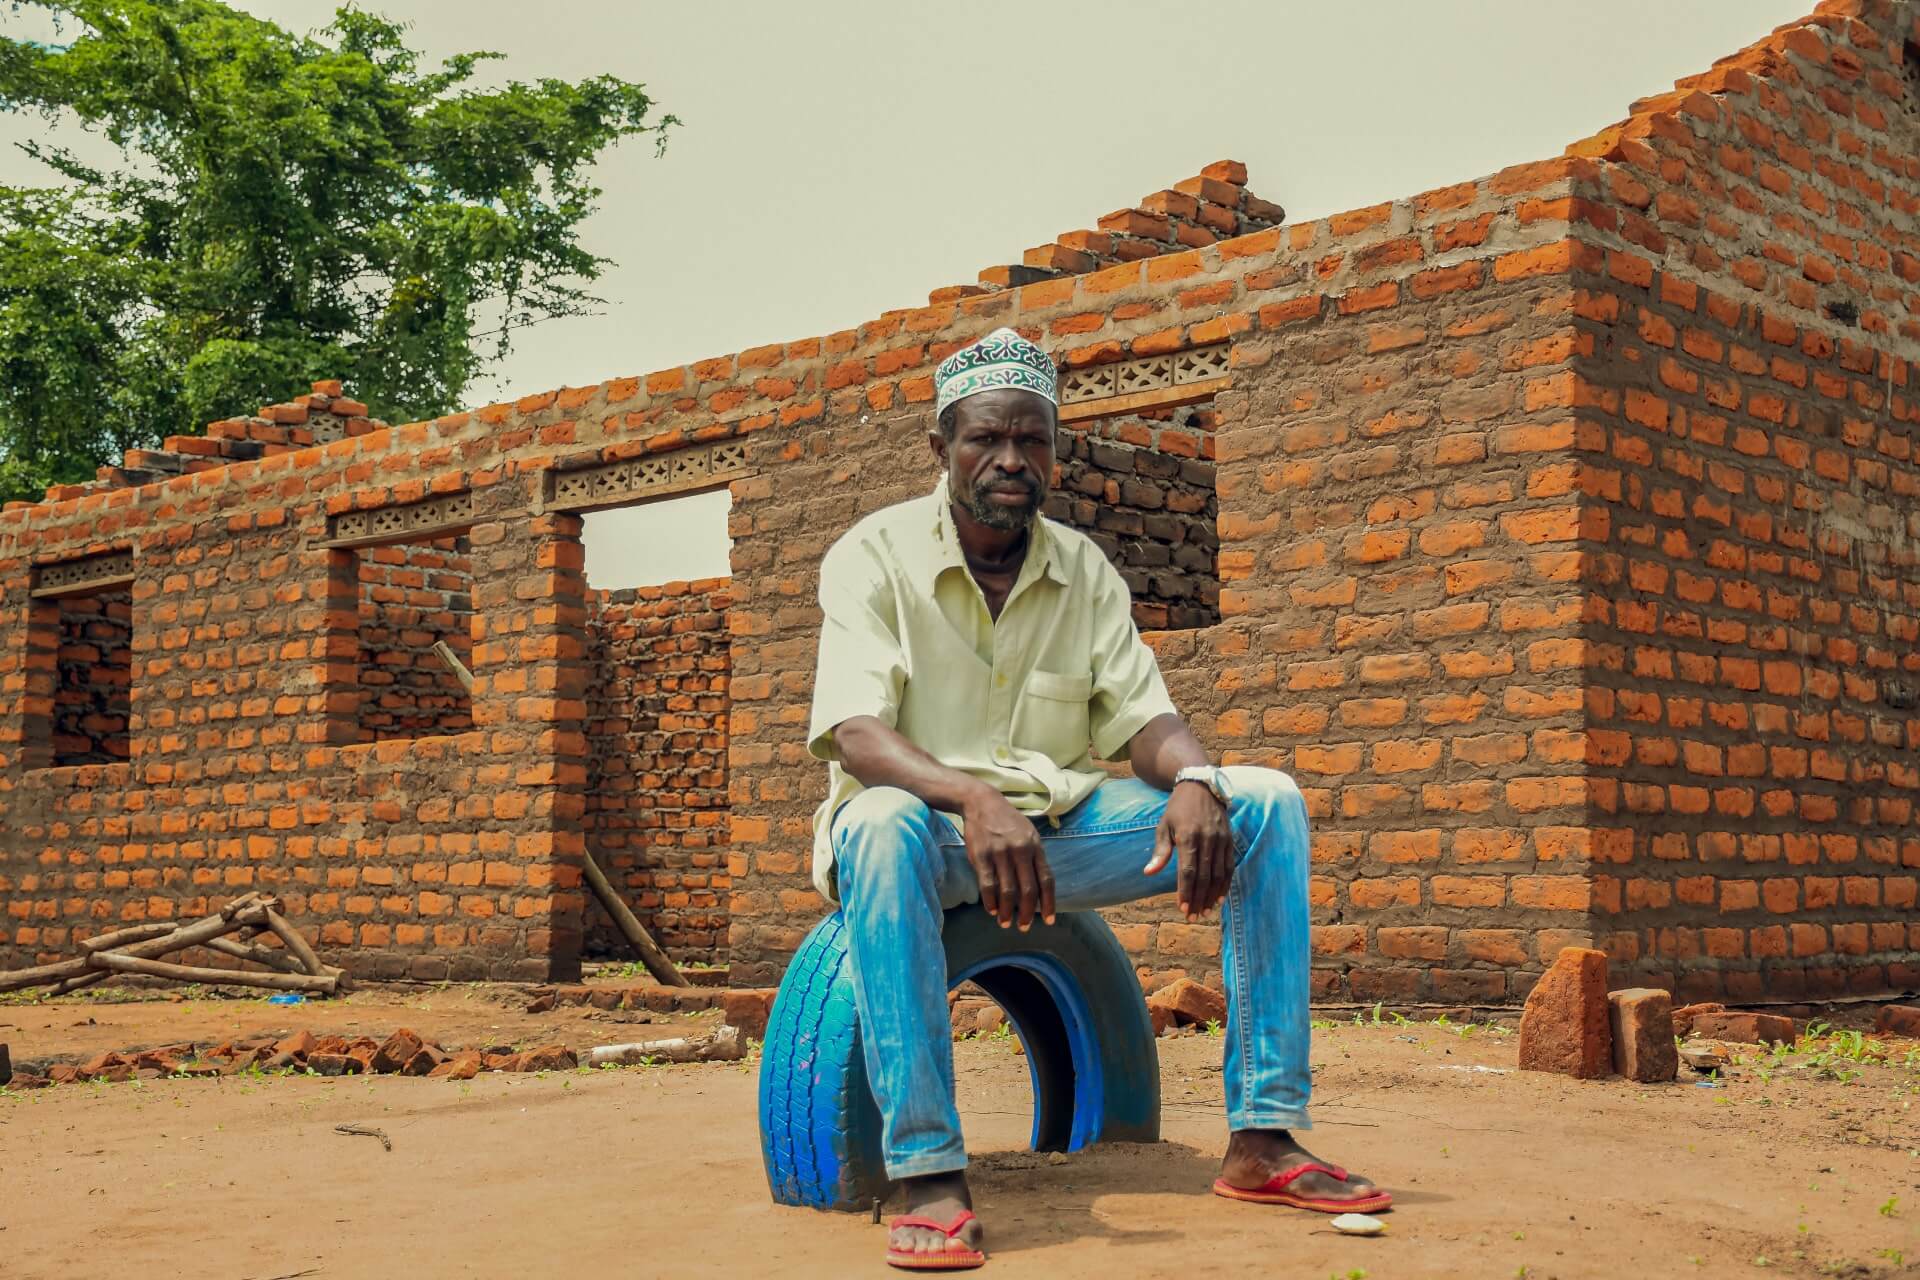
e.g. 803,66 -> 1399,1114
888,1170 -> 987,1264
1217,1129 -> 1388,1211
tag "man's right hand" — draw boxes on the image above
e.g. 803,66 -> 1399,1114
960,787 -> 1055,931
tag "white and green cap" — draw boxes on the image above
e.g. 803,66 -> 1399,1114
934,327 -> 1058,417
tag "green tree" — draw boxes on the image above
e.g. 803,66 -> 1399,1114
0,0 -> 674,503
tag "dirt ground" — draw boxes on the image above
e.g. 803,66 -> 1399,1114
4,993 -> 1918,1280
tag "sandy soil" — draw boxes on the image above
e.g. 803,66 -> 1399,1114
0,981 -> 714,1067
3,1001 -> 1917,1280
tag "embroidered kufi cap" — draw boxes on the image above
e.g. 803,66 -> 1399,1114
934,327 -> 1058,417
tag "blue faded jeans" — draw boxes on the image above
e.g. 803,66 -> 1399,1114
831,767 -> 1313,1179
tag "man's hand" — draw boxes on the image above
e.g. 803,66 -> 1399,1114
1144,781 -> 1235,919
961,787 -> 1055,930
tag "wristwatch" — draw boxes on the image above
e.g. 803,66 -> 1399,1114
1173,765 -> 1234,806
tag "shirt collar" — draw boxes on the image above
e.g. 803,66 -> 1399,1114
928,473 -> 1068,587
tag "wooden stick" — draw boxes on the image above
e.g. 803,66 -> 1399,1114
46,970 -> 113,997
86,951 -> 338,993
587,1025 -> 743,1065
202,935 -> 336,976
262,909 -> 326,977
78,923 -> 176,952
581,851 -> 689,987
432,640 -> 476,693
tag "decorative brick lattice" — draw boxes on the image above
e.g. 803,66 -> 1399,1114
29,551 -> 134,598
1059,344 -> 1229,407
329,492 -> 475,546
548,441 -> 750,512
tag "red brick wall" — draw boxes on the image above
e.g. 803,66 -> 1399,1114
1567,1 -> 1920,346
1572,255 -> 1920,1003
719,161 -> 1607,989
584,579 -> 730,963
1556,0 -> 1920,1000
1048,406 -> 1219,630
355,538 -> 473,742
52,589 -> 131,765
1,486 -> 591,982
4,2 -> 1916,1000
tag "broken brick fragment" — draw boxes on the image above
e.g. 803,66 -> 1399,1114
402,1044 -> 449,1076
721,988 -> 778,1041
1517,947 -> 1613,1079
1146,978 -> 1226,1029
371,1028 -> 424,1074
274,1029 -> 318,1059
307,1052 -> 362,1076
513,1045 -> 576,1072
1607,988 -> 1678,1083
428,1050 -> 484,1081
1687,1012 -> 1795,1045
1874,1005 -> 1920,1038
79,1051 -> 125,1076
1670,1002 -> 1725,1037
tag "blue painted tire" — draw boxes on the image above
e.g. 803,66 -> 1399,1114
759,906 -> 1160,1212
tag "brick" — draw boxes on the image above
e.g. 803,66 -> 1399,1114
1146,978 -> 1226,1028
427,1050 -> 484,1081
512,1044 -> 577,1072
402,1043 -> 450,1077
1687,1012 -> 1795,1045
1517,947 -> 1613,1079
722,988 -> 779,1041
1607,988 -> 1678,1082
1874,1005 -> 1920,1037
370,1028 -> 424,1074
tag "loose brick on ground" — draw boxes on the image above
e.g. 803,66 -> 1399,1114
1607,988 -> 1677,1083
1517,948 -> 1612,1079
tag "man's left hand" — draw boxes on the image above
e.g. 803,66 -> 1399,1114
1144,780 -> 1235,919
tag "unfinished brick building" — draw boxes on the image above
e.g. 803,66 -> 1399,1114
4,0 -> 1916,1005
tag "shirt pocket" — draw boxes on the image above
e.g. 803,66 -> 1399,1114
1011,668 -> 1094,763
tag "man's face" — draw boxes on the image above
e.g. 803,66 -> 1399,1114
932,388 -> 1056,532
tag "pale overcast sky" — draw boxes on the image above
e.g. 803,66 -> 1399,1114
3,1 -> 1813,588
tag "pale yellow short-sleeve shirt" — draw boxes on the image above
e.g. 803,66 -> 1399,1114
807,476 -> 1178,900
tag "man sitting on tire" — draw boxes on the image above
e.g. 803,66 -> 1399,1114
809,327 -> 1389,1270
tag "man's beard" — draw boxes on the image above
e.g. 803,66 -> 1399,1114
960,474 -> 1042,531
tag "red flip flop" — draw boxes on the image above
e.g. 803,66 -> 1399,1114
1212,1161 -> 1393,1214
884,1209 -> 987,1271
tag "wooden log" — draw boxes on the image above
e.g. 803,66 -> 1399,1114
78,923 -> 176,952
203,936 -> 324,976
86,951 -> 338,994
587,1025 -> 743,1065
262,909 -> 327,978
581,851 -> 689,987
0,896 -> 268,992
432,640 -> 476,693
47,970 -> 113,997
0,956 -> 92,993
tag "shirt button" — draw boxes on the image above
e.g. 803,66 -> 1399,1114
993,747 -> 1011,763
995,674 -> 1007,687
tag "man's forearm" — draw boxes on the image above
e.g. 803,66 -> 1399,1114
1126,712 -> 1213,791
832,715 -> 1000,815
